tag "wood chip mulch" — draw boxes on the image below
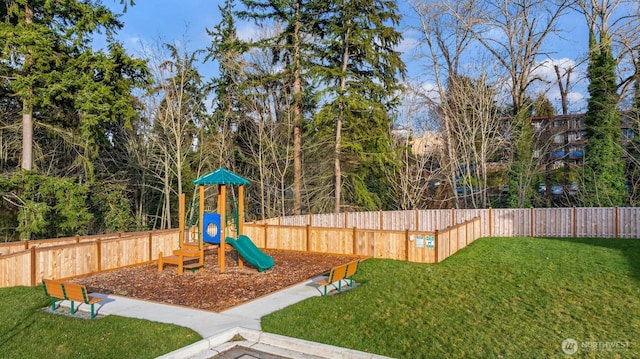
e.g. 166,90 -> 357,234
69,249 -> 361,312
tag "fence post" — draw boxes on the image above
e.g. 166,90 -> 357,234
148,232 -> 153,261
488,207 -> 493,237
530,207 -> 534,237
434,229 -> 439,263
371,227 -> 376,257
306,225 -> 311,252
405,229 -> 410,261
615,207 -> 619,238
466,221 -> 470,246
97,239 -> 102,272
573,207 -> 577,238
451,208 -> 455,227
263,223 -> 268,249
447,226 -> 453,258
352,227 -> 357,255
472,217 -> 477,243
75,235 -> 80,243
30,246 -> 36,286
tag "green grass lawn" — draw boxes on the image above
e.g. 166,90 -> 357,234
262,237 -> 640,358
0,286 -> 201,358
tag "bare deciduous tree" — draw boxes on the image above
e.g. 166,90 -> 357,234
413,0 -> 505,208
387,82 -> 446,210
141,40 -> 207,229
234,36 -> 297,220
412,0 -> 476,208
456,0 -> 570,207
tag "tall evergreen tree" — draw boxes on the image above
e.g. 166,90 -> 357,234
624,60 -> 640,205
237,0 -> 316,215
311,0 -> 406,212
533,95 -> 556,117
0,1 -> 148,239
206,0 -> 246,169
580,30 -> 626,206
0,0 -> 140,172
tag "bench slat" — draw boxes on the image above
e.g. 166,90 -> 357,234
344,260 -> 360,287
42,279 -> 65,299
63,282 -> 89,303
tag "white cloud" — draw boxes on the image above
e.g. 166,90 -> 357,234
397,29 -> 421,54
236,21 -> 261,42
531,58 -> 580,84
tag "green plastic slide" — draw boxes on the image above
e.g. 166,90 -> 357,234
226,235 -> 274,272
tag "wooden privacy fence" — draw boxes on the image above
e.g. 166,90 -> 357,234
2,207 -> 637,289
260,207 -> 640,238
244,216 -> 482,264
0,216 -> 481,288
0,230 -> 178,288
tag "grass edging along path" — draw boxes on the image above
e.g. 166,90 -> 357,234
0,286 -> 200,358
262,237 -> 640,358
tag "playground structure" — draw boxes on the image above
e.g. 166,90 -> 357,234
157,168 -> 274,274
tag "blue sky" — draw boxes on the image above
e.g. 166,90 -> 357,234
111,0 -> 217,52
105,0 -> 603,114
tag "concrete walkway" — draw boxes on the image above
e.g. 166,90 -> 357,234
56,278 -> 390,358
66,279 -> 326,338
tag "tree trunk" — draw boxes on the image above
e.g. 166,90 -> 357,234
334,118 -> 342,213
554,64 -> 571,115
334,17 -> 351,214
21,4 -> 34,171
163,159 -> 172,229
292,0 -> 302,215
293,124 -> 301,214
21,103 -> 33,170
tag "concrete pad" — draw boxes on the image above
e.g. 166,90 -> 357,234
158,327 -> 394,359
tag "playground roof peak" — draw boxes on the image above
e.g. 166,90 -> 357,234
193,168 -> 250,186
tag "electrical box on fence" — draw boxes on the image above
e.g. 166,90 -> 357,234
202,213 -> 221,244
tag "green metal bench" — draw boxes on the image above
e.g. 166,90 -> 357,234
314,260 -> 360,296
42,279 -> 104,319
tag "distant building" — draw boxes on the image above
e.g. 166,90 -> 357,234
390,129 -> 445,156
393,112 -> 636,173
410,131 -> 445,156
530,112 -> 635,170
